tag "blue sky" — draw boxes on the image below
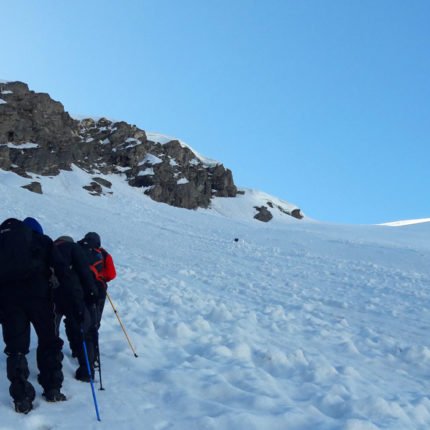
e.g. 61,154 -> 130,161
2,0 -> 429,224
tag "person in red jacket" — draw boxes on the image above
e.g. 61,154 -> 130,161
77,232 -> 116,381
78,232 -> 116,327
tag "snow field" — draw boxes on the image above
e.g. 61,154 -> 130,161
0,168 -> 429,429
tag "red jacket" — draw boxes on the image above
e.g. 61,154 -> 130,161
102,251 -> 116,283
89,248 -> 116,285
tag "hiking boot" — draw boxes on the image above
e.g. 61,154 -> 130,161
43,388 -> 67,402
14,398 -> 33,414
75,366 -> 93,383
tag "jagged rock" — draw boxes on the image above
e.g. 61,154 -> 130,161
0,81 -> 302,219
0,81 -> 238,210
254,206 -> 273,222
0,145 -> 11,169
210,164 -> 236,197
0,82 -> 79,175
21,181 -> 42,194
267,200 -> 303,220
92,177 -> 112,189
290,209 -> 303,219
83,182 -> 103,196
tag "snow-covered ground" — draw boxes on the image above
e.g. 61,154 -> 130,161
380,218 -> 430,227
0,168 -> 429,430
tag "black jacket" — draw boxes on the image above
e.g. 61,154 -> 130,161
53,240 -> 98,315
0,231 -> 70,301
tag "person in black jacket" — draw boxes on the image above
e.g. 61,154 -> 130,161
0,217 -> 69,414
53,235 -> 99,382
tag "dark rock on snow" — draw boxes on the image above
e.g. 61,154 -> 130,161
21,181 -> 42,194
0,81 -> 302,220
254,206 -> 273,222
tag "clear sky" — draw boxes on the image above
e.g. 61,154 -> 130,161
1,0 -> 429,224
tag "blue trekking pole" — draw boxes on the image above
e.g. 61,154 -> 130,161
82,330 -> 101,422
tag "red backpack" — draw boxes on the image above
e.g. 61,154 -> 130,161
84,246 -> 116,286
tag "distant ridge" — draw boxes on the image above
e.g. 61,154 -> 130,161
380,218 -> 430,227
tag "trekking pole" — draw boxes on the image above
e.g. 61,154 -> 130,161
91,305 -> 105,391
81,329 -> 101,422
94,330 -> 104,391
106,291 -> 138,357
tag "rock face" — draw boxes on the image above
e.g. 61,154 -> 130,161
0,81 -> 237,209
21,181 -> 42,194
0,81 -> 304,221
254,206 -> 273,222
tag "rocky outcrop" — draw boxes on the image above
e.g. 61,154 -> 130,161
0,82 -> 79,175
290,208 -> 304,220
0,81 -> 304,220
267,201 -> 304,220
21,181 -> 42,194
0,81 -> 237,209
254,206 -> 273,222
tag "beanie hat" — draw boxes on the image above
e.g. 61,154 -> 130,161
23,217 -> 43,234
83,232 -> 101,248
55,235 -> 74,243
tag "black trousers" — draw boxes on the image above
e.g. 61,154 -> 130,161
55,303 -> 97,372
95,292 -> 106,327
1,297 -> 64,400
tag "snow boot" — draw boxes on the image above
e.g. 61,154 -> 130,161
43,388 -> 67,402
14,398 -> 33,414
75,366 -> 93,383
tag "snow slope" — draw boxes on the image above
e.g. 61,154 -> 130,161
0,168 -> 430,430
380,218 -> 430,227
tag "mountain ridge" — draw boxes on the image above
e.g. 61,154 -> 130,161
0,81 -> 303,222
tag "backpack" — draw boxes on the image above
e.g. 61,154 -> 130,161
80,244 -> 106,283
0,218 -> 44,283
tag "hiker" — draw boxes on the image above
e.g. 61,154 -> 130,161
53,235 -> 99,382
0,217 -> 69,414
78,232 -> 116,328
